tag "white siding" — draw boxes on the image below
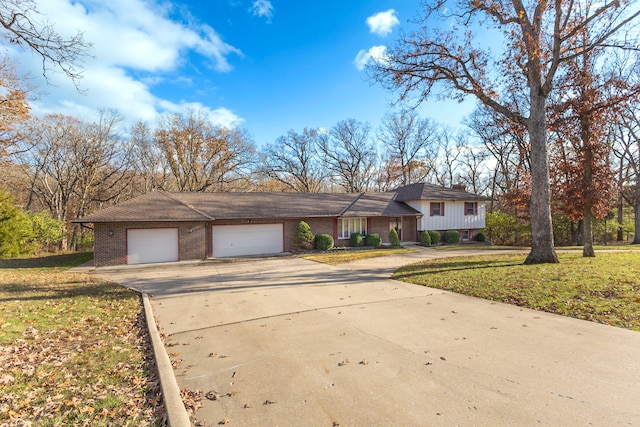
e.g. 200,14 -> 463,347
407,200 -> 486,231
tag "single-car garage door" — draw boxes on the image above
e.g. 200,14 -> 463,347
127,228 -> 179,265
212,224 -> 283,258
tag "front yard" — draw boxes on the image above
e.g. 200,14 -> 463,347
393,251 -> 640,331
0,253 -> 163,426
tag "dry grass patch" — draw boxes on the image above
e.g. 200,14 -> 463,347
394,251 -> 640,331
301,247 -> 415,265
0,253 -> 164,426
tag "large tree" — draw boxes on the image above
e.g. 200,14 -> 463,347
318,119 -> 377,193
377,110 -> 438,187
262,128 -> 327,192
373,0 -> 640,264
152,110 -> 256,192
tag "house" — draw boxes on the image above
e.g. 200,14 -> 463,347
75,184 -> 491,266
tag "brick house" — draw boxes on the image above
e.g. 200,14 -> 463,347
76,184 -> 490,266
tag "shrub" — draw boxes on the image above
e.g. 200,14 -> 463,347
428,230 -> 440,244
389,229 -> 401,247
314,234 -> 334,251
293,221 -> 314,250
443,230 -> 460,244
364,233 -> 382,247
420,230 -> 431,246
475,232 -> 486,242
350,232 -> 363,247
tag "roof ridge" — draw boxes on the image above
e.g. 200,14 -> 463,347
338,192 -> 365,216
160,191 -> 215,221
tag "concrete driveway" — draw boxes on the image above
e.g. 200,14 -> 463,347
97,249 -> 640,426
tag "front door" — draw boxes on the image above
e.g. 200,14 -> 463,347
389,218 -> 402,240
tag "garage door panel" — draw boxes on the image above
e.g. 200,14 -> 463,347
127,228 -> 179,265
213,224 -> 283,257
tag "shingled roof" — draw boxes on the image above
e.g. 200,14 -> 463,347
393,182 -> 492,202
75,190 -> 420,223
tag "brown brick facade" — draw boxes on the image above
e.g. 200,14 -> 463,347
94,215 -> 420,266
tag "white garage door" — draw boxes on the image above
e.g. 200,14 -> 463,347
127,228 -> 179,265
212,224 -> 283,258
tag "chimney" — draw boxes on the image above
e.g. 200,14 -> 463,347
452,183 -> 466,191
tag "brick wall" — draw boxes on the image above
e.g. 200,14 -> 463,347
94,221 -> 207,267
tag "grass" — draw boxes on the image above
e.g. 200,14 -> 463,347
300,247 -> 415,265
393,251 -> 640,331
0,253 -> 163,426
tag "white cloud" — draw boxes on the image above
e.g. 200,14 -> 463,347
366,9 -> 399,37
353,45 -> 388,71
250,0 -> 274,23
16,0 -> 245,130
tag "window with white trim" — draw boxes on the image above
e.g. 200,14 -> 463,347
461,230 -> 470,241
338,217 -> 367,239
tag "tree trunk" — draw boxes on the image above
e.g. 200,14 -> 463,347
524,90 -> 558,264
633,204 -> 640,244
582,208 -> 595,257
577,220 -> 584,246
617,168 -> 624,241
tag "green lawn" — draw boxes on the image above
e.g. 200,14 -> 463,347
393,251 -> 640,331
301,247 -> 415,265
0,253 -> 163,426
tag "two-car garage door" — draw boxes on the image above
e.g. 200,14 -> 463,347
126,224 -> 284,264
212,224 -> 283,258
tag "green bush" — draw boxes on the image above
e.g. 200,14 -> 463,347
364,233 -> 382,247
314,234 -> 334,251
293,221 -> 314,250
350,232 -> 363,247
475,232 -> 486,242
0,191 -> 36,257
428,230 -> 440,244
389,229 -> 401,247
420,230 -> 431,246
443,230 -> 460,244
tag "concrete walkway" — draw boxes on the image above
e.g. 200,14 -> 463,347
93,247 -> 640,426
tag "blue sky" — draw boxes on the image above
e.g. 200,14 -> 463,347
17,0 -> 476,146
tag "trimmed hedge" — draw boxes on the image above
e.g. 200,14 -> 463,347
364,233 -> 382,247
350,232 -> 363,247
314,234 -> 334,251
420,230 -> 431,246
428,230 -> 440,244
443,230 -> 460,244
389,229 -> 401,247
293,221 -> 314,250
475,232 -> 486,242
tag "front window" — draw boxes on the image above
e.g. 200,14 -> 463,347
465,202 -> 478,216
338,217 -> 367,239
461,230 -> 470,241
430,202 -> 444,216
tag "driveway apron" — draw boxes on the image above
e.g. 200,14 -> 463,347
97,250 -> 640,426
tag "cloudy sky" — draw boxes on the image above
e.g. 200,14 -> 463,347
12,0 -> 475,145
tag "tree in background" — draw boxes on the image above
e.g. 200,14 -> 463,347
18,112 -> 133,250
318,119 -> 377,192
373,0 -> 640,264
377,110 -> 438,188
0,58 -> 30,162
153,110 -> 256,192
614,103 -> 640,244
262,128 -> 327,192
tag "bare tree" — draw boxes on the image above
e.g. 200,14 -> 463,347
377,110 -> 438,187
614,104 -> 640,244
153,110 -> 256,192
373,0 -> 640,264
432,128 -> 462,188
318,119 -> 377,193
19,112 -> 132,249
262,128 -> 327,192
0,0 -> 91,87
